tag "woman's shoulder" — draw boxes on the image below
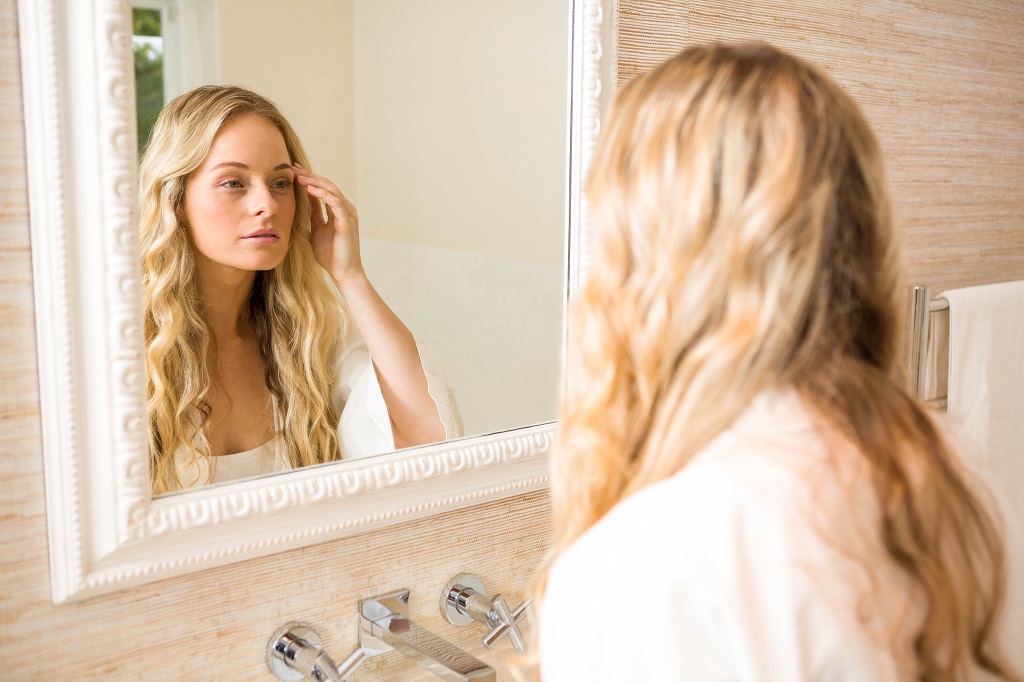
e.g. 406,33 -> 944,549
541,432 -> 829,680
541,393 -> 904,680
553,446 -> 789,583
549,390 -> 852,603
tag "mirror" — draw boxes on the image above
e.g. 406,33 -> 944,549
20,0 -> 607,602
130,0 -> 569,486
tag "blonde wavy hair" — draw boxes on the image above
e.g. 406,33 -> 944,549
140,85 -> 347,494
550,43 -> 1017,678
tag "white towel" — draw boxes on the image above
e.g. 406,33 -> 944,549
940,280 -> 1024,524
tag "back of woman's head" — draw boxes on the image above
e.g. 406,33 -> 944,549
555,43 -> 1017,679
562,42 -> 900,525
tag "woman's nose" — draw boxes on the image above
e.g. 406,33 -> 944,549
249,184 -> 276,216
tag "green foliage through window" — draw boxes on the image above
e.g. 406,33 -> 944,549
132,7 -> 161,37
133,8 -> 164,157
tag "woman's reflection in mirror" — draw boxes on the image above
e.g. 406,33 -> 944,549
537,43 -> 1023,679
139,85 -> 462,494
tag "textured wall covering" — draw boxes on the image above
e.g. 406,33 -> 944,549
0,3 -> 549,679
616,0 -> 1024,293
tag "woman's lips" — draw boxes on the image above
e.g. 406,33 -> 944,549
242,232 -> 279,244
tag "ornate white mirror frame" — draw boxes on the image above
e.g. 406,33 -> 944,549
19,0 -> 611,603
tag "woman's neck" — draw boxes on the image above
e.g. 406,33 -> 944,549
194,260 -> 258,339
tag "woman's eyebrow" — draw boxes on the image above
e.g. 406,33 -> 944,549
208,161 -> 293,171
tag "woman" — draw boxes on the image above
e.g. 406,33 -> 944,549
140,85 -> 460,494
538,44 -> 1023,679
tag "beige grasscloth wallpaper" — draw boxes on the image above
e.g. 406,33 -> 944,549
617,0 -> 1024,292
2,1 -> 1022,680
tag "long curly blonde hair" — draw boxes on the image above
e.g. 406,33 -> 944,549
551,43 -> 1017,678
140,85 -> 347,494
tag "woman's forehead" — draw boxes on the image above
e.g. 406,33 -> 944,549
200,114 -> 290,169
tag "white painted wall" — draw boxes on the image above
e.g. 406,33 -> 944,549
352,0 -> 568,268
361,236 -> 562,437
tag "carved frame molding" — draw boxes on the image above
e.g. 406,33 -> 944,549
18,0 -> 607,603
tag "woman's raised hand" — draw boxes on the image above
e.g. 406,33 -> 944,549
292,167 -> 445,448
293,163 -> 364,288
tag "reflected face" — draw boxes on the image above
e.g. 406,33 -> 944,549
183,114 -> 296,278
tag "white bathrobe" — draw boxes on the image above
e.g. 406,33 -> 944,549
539,389 -> 1024,681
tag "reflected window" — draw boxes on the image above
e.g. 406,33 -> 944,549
132,5 -> 164,155
132,0 -> 206,155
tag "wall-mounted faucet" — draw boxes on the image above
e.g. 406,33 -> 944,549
440,574 -> 532,653
361,590 -> 495,681
267,589 -> 495,682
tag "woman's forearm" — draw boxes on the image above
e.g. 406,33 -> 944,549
334,272 -> 445,449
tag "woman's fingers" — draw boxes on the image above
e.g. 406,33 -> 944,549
305,184 -> 357,230
293,165 -> 365,281
307,193 -> 326,230
293,163 -> 356,231
294,163 -> 343,201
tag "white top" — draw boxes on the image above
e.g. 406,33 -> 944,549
539,390 -> 1024,681
173,327 -> 463,488
205,439 -> 279,484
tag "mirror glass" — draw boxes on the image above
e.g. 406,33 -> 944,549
130,0 -> 569,491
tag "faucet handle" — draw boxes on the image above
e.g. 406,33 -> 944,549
266,622 -> 367,682
482,594 -> 531,652
441,574 -> 532,653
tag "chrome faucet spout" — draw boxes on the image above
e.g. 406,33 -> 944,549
360,591 -> 496,682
